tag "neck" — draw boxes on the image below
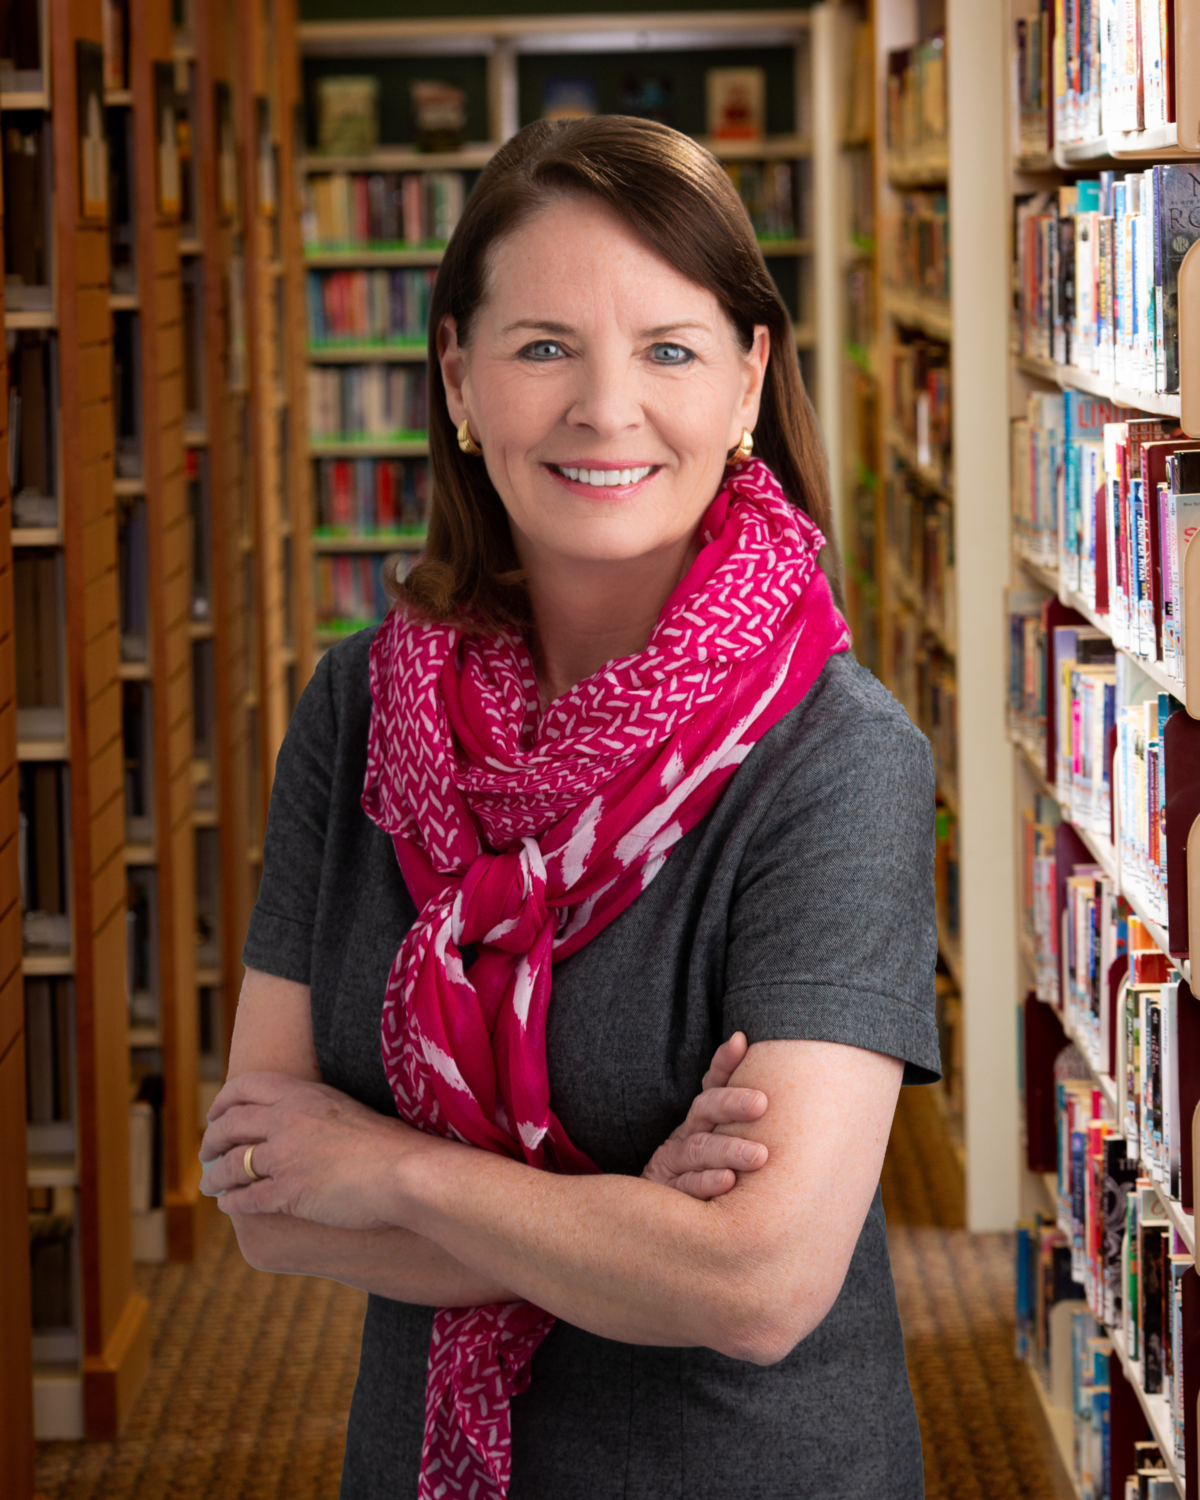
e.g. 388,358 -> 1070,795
523,534 -> 699,705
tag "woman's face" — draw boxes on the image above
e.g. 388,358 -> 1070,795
438,195 -> 769,572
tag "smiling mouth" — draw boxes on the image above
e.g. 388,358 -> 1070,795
549,464 -> 658,488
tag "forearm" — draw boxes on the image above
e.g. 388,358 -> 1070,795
229,1209 -> 518,1307
393,1140 -> 805,1362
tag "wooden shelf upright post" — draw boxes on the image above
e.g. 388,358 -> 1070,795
48,0 -> 149,1437
125,0 -> 207,1262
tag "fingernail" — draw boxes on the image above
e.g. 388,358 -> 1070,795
741,1143 -> 766,1163
738,1092 -> 757,1110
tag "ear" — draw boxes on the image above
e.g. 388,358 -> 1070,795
438,314 -> 470,427
730,325 -> 770,447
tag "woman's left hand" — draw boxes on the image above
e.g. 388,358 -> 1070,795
199,1071 -> 422,1229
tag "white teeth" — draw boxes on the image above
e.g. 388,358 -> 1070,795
557,465 -> 653,487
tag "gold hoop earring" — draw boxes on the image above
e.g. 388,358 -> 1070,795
726,428 -> 754,465
457,418 -> 483,457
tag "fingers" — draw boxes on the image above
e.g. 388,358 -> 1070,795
679,1086 -> 768,1137
199,1102 -> 271,1163
658,1129 -> 768,1184
205,1070 -> 301,1122
199,1139 -> 270,1197
700,1032 -> 749,1092
671,1168 -> 738,1200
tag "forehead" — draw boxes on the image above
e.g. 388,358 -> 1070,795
482,194 -> 721,317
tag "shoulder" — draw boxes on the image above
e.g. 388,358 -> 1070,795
743,651 -> 933,816
294,625 -> 380,744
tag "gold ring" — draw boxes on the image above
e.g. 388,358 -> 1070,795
244,1144 -> 262,1182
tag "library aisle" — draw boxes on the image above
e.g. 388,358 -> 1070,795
3,0 -> 1200,1497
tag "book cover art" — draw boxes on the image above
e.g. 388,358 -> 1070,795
541,77 -> 598,122
317,75 -> 380,158
618,73 -> 675,127
1159,165 -> 1200,391
706,68 -> 765,143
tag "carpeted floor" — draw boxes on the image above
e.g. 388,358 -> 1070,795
35,1088 -> 1070,1499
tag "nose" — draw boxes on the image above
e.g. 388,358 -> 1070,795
564,341 -> 645,441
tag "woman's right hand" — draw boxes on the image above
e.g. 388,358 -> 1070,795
641,1032 -> 769,1201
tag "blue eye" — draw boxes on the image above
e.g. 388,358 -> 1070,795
522,340 -> 565,360
651,343 -> 693,364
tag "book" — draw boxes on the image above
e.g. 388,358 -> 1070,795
618,73 -> 674,127
410,79 -> 465,154
154,61 -> 179,216
317,75 -> 380,157
706,68 -> 765,143
75,39 -> 107,220
18,764 -> 69,956
541,77 -> 597,122
1159,165 -> 1200,392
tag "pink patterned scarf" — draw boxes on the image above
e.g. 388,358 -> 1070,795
361,458 -> 850,1499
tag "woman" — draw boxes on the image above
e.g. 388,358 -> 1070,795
200,117 -> 939,1499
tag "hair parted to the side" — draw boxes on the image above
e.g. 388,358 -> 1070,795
395,114 -> 843,628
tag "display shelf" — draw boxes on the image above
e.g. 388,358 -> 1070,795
307,343 -> 428,364
302,144 -> 499,175
4,310 -> 56,330
25,1157 -> 79,1191
882,286 -> 952,343
888,425 -> 953,501
886,153 -> 948,187
21,955 -> 74,979
11,527 -> 62,548
308,439 -> 429,458
0,89 -> 51,112
304,248 -> 449,268
1057,122 -> 1199,166
1109,1328 -> 1184,1497
1014,352 -> 1183,422
16,739 -> 68,763
1024,1365 -> 1084,1500
310,532 -> 427,553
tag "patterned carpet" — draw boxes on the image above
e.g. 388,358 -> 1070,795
35,1088 -> 1070,1499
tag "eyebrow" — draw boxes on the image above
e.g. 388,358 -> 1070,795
499,318 -> 714,338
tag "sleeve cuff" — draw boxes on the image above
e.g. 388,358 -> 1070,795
723,980 -> 942,1087
241,906 -> 315,987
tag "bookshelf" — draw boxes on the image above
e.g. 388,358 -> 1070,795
238,0 -> 309,884
3,0 -> 155,1444
1000,0 -> 1200,1494
295,9 -> 844,661
0,158 -> 36,1499
871,5 -> 972,1175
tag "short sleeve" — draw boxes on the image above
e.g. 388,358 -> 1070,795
241,649 -> 339,985
721,700 -> 941,1086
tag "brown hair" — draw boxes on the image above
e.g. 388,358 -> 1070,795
397,114 -> 842,627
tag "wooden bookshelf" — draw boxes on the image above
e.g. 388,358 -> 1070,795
118,0 -> 209,1267
295,10 -> 832,665
44,0 -> 148,1440
0,184 -> 36,1499
238,0 -> 307,871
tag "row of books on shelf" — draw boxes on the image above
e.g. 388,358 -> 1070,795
307,364 -> 429,445
891,336 -> 952,490
315,550 -> 415,634
889,618 -> 957,795
1018,964 -> 1200,1496
302,170 -> 468,252
314,457 -> 430,536
1014,0 -> 1181,153
1014,166 -> 1199,395
306,268 -> 437,350
1010,606 -> 1197,939
1013,397 -> 1200,680
887,461 -> 956,647
884,38 -> 947,176
888,191 -> 949,303
8,330 -> 57,530
722,161 -> 808,244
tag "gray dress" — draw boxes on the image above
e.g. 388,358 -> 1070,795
243,628 -> 940,1500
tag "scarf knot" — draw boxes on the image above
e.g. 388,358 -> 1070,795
455,838 -> 550,953
362,458 -> 851,1500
